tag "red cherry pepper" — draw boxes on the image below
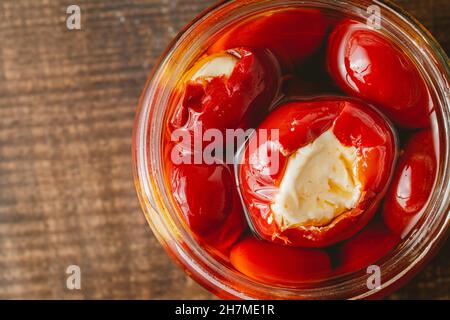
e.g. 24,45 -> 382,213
382,130 -> 436,236
327,20 -> 432,128
170,47 -> 280,134
337,221 -> 400,274
170,162 -> 246,255
209,9 -> 329,71
238,98 -> 397,248
230,236 -> 331,285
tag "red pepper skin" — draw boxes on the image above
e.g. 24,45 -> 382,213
170,163 -> 246,254
209,9 -> 329,72
382,130 -> 436,236
199,200 -> 247,260
230,236 -> 331,285
327,20 -> 432,128
170,47 -> 280,134
239,98 -> 397,248
336,221 -> 400,274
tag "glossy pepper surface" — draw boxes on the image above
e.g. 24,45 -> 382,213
327,20 -> 432,128
238,98 -> 397,247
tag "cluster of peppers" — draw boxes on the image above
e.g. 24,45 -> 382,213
165,9 -> 436,285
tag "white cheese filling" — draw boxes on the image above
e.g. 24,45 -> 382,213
190,53 -> 238,81
271,129 -> 362,229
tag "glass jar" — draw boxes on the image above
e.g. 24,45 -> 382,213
132,0 -> 450,299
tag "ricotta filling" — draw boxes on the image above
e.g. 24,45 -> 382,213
190,54 -> 238,81
271,129 -> 362,229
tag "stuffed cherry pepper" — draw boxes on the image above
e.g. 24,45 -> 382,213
170,47 -> 280,134
238,98 -> 398,248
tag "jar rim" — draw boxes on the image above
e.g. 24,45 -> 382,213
132,0 -> 450,299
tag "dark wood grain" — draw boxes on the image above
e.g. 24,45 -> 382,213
0,0 -> 448,300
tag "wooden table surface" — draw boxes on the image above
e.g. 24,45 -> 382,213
0,0 -> 448,300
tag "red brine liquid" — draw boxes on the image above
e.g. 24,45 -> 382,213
161,8 -> 438,287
